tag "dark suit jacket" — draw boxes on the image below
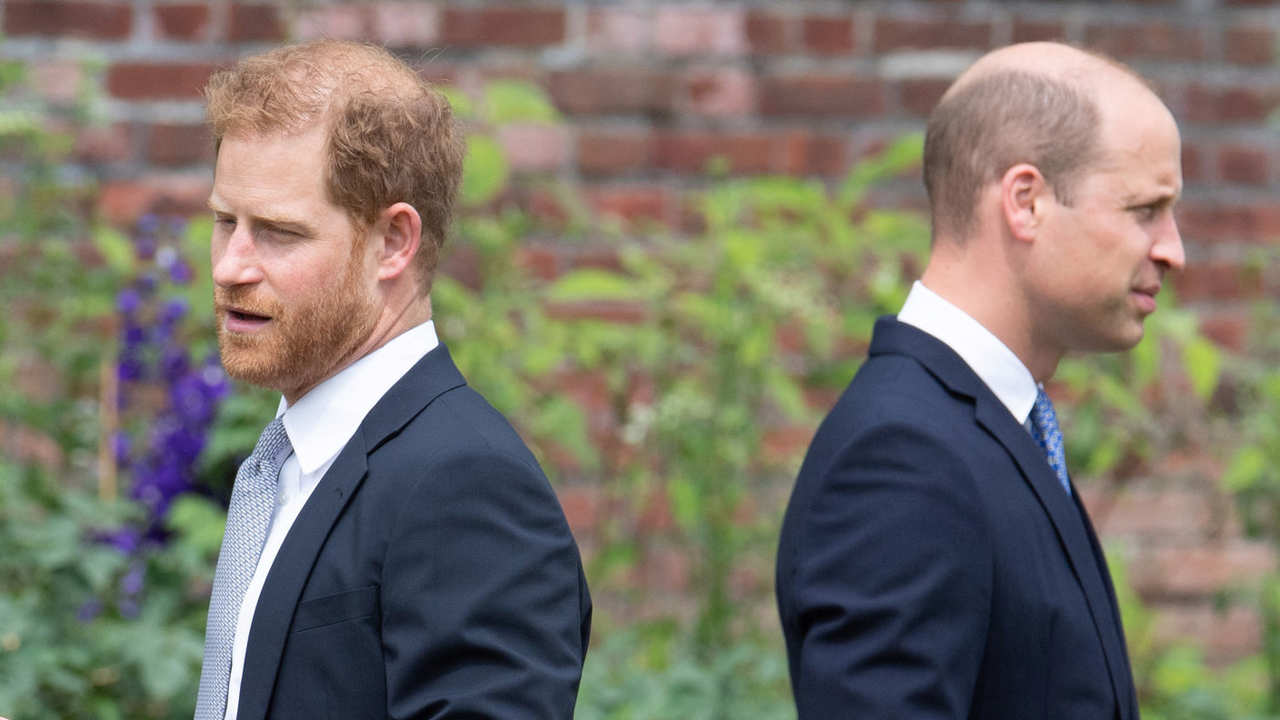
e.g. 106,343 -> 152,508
233,343 -> 591,719
776,317 -> 1138,719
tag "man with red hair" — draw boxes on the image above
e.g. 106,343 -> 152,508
194,41 -> 590,720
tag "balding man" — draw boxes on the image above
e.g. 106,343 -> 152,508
194,41 -> 590,720
776,42 -> 1183,719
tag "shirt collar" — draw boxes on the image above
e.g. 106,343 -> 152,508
897,281 -> 1038,424
276,320 -> 440,475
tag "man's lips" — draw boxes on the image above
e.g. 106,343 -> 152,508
221,306 -> 273,332
1131,284 -> 1161,313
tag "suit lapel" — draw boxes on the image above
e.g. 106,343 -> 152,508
234,343 -> 469,720
870,317 -> 1134,720
973,402 -> 1133,719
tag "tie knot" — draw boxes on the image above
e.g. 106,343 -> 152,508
254,417 -> 292,465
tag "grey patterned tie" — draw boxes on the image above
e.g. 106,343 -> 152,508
194,418 -> 291,720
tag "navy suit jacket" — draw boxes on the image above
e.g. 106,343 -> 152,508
776,317 -> 1138,719
233,343 -> 591,719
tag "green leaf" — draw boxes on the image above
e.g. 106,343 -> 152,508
1223,446 -> 1267,493
92,226 -> 134,276
1182,336 -> 1222,402
165,495 -> 227,559
437,86 -> 474,120
460,135 -> 509,208
483,80 -> 559,125
547,269 -> 644,302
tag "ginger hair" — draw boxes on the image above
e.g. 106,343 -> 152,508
204,40 -> 463,294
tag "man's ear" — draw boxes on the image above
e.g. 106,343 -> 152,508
1000,163 -> 1049,243
374,202 -> 423,282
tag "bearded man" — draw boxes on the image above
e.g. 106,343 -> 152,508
193,40 -> 590,720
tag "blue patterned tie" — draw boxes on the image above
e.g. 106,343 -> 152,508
194,418 -> 291,720
1029,388 -> 1072,495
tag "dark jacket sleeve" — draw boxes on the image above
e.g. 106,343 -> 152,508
379,450 -> 589,719
784,421 -> 993,719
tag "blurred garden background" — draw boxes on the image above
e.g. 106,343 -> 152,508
3,0 -> 1280,717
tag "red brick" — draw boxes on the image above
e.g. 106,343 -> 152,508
1181,142 -> 1206,183
873,18 -> 991,53
587,7 -> 651,54
548,70 -> 675,116
544,300 -> 649,324
147,123 -> 214,167
745,10 -> 789,54
637,545 -> 690,594
762,424 -> 814,465
1153,605 -> 1262,665
229,4 -> 284,41
760,75 -> 886,117
654,132 -> 775,175
899,78 -> 951,117
1185,84 -> 1280,124
154,3 -> 209,40
371,2 -> 439,48
587,185 -> 672,226
576,130 -> 655,175
557,485 -> 602,535
514,244 -> 561,281
1224,26 -> 1277,66
654,6 -> 744,56
1085,21 -> 1206,61
497,124 -> 567,172
1173,261 -> 1265,301
106,62 -> 220,100
1092,487 -> 1215,538
97,176 -> 211,226
779,132 -> 848,177
74,123 -> 133,164
441,7 -> 565,47
684,68 -> 756,117
1217,145 -> 1270,186
1012,18 -> 1066,44
4,0 -> 132,39
1200,311 -> 1250,351
1178,202 -> 1280,243
802,16 -> 855,55
294,4 -> 369,40
1132,542 -> 1275,598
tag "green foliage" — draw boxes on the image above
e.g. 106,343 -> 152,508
576,623 -> 793,720
0,462 -> 212,719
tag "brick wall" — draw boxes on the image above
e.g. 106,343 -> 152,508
6,0 -> 1280,662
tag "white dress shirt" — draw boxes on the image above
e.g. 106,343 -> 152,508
897,281 -> 1038,426
223,320 -> 440,720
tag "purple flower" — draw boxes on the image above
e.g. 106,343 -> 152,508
135,273 -> 157,297
123,324 -> 147,348
104,528 -> 141,555
137,214 -> 160,237
116,288 -> 141,315
168,258 -> 193,285
161,347 -> 190,381
113,431 -> 131,466
159,298 -> 188,327
117,353 -> 145,383
77,598 -> 103,623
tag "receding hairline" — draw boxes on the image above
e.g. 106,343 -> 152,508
943,41 -> 1155,109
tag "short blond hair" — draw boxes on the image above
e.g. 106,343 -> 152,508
204,40 -> 463,293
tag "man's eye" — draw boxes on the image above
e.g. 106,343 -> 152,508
1131,205 -> 1159,222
